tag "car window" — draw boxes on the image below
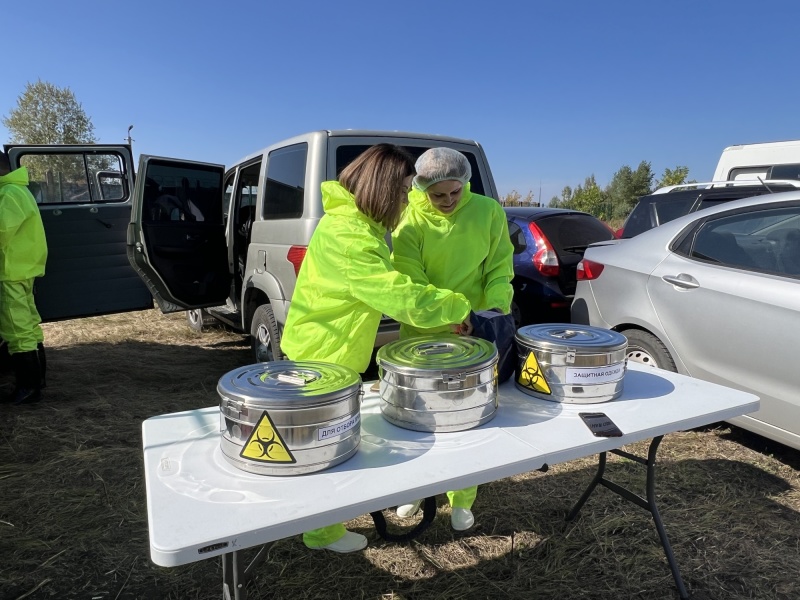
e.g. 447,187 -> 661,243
507,220 -> 526,253
768,163 -> 800,180
334,145 -> 487,196
142,161 -> 223,223
654,197 -> 697,225
18,151 -> 127,204
263,143 -> 306,219
624,196 -> 698,238
535,214 -> 614,256
689,206 -> 800,276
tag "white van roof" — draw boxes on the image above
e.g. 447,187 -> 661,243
713,139 -> 800,181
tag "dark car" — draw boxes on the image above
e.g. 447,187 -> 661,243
504,207 -> 614,326
618,180 -> 800,239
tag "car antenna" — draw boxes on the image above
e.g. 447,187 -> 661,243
757,176 -> 775,193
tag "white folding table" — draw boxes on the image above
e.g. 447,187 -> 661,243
141,362 -> 759,600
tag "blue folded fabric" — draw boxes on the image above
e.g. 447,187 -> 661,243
470,310 -> 517,384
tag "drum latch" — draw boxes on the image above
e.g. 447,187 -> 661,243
442,373 -> 466,390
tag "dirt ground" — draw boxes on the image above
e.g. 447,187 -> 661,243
1,308 -> 798,600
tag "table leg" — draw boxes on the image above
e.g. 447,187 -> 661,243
566,436 -> 691,600
222,550 -> 245,600
221,543 -> 274,600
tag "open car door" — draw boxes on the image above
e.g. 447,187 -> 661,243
5,144 -> 154,321
127,156 -> 230,313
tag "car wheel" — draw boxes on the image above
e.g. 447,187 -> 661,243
250,304 -> 284,363
621,329 -> 676,371
186,309 -> 211,332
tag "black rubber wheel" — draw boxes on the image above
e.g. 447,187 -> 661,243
621,329 -> 676,371
250,305 -> 284,363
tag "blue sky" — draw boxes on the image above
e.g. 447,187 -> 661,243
2,0 -> 798,204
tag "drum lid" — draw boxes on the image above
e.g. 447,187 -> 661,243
217,360 -> 361,408
515,323 -> 627,353
376,335 -> 498,377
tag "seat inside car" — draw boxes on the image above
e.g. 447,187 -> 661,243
778,229 -> 800,275
695,231 -> 753,267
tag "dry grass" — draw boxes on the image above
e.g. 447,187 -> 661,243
1,309 -> 798,600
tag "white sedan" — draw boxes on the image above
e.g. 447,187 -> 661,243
572,191 -> 800,450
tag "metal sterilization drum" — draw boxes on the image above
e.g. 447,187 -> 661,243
376,335 -> 499,432
514,324 -> 627,403
218,361 -> 362,476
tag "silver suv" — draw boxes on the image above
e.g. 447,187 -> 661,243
127,130 -> 499,363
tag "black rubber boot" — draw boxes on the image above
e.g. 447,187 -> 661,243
8,351 -> 42,405
37,342 -> 47,388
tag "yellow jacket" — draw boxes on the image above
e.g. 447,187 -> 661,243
391,184 -> 514,338
280,181 -> 471,373
0,167 -> 47,281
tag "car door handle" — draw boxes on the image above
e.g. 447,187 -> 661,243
662,274 -> 700,289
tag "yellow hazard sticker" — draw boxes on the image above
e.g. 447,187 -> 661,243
517,351 -> 551,395
240,411 -> 296,464
493,364 -> 500,407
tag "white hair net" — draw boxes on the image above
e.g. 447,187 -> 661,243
412,147 -> 472,192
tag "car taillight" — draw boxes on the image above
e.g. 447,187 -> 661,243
287,245 -> 307,276
527,222 -> 559,277
614,227 -> 624,239
576,258 -> 604,280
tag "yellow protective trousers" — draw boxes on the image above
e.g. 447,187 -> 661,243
0,279 -> 43,354
302,523 -> 347,548
447,486 -> 478,510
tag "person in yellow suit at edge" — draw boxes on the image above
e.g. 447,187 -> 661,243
390,147 -> 515,531
0,151 -> 48,406
280,144 -> 473,553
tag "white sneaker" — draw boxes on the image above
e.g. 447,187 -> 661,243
311,531 -> 368,553
396,499 -> 423,518
451,508 -> 474,531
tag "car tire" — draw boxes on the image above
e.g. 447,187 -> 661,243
250,304 -> 284,363
621,329 -> 676,371
186,308 -> 212,332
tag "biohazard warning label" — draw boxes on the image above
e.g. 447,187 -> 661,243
517,351 -> 551,395
240,411 -> 296,464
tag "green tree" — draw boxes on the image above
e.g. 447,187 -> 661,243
549,185 -> 572,208
3,80 -> 97,144
570,175 -> 607,218
605,161 -> 655,221
500,189 -> 536,206
655,165 -> 691,189
2,80 -> 103,185
550,176 -> 608,218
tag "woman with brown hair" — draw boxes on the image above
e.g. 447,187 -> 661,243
281,143 -> 472,552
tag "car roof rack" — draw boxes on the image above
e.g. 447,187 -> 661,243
652,179 -> 800,194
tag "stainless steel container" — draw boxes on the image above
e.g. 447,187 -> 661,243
514,324 -> 627,403
376,335 -> 499,432
218,361 -> 362,476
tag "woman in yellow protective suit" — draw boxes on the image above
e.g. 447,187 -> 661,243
391,147 -> 515,531
280,144 -> 472,553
